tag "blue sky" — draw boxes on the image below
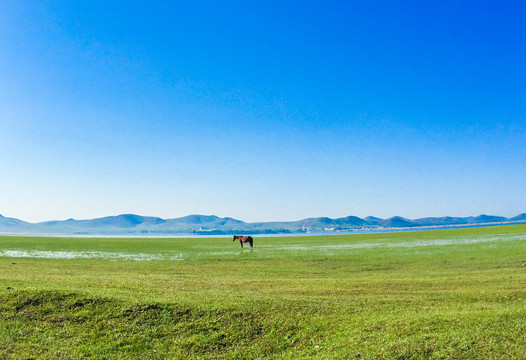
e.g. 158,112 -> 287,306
1,0 -> 525,222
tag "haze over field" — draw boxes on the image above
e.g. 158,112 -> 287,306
1,1 -> 525,223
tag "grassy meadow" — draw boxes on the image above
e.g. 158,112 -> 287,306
0,225 -> 525,359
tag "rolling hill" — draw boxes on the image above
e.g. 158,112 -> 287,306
0,212 -> 524,235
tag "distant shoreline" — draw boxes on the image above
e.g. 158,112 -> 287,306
1,220 -> 525,238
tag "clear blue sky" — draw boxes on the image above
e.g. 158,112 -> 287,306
1,1 -> 525,222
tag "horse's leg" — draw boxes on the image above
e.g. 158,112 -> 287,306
240,241 -> 243,248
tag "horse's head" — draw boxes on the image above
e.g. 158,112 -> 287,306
232,235 -> 236,241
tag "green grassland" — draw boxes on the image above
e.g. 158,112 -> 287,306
0,225 -> 525,359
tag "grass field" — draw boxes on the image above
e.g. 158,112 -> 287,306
0,225 -> 525,359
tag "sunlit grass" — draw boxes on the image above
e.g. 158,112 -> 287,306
1,225 -> 525,358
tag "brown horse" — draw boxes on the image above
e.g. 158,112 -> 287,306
233,235 -> 253,248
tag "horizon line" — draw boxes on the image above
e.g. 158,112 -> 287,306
1,211 -> 525,225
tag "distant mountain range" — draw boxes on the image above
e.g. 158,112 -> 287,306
0,212 -> 525,235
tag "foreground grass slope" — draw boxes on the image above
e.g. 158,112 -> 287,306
0,225 -> 525,359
